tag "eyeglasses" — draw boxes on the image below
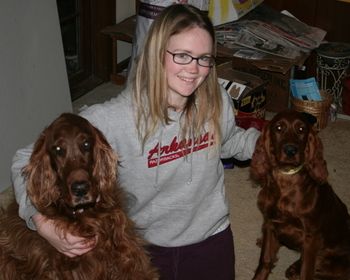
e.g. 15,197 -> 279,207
166,50 -> 215,67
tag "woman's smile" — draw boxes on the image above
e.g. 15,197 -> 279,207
165,26 -> 213,111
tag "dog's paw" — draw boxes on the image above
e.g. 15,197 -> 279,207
285,259 -> 301,280
256,237 -> 262,248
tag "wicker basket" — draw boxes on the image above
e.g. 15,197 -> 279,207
291,91 -> 333,130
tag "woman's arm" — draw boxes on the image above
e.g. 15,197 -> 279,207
219,87 -> 260,160
11,144 -> 38,229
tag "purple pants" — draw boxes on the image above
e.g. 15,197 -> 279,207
147,226 -> 235,280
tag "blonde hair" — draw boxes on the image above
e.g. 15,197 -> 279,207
132,4 -> 222,149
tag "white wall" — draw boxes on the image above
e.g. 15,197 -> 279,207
116,0 -> 136,62
0,0 -> 72,192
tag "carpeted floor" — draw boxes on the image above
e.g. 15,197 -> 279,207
1,82 -> 350,279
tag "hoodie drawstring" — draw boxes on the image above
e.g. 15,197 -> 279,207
154,128 -> 163,191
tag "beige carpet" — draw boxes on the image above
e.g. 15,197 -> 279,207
226,118 -> 350,279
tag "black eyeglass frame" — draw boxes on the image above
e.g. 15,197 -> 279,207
166,50 -> 216,68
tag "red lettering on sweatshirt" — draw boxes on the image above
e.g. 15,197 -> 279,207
147,132 -> 212,168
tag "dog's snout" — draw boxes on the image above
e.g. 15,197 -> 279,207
71,181 -> 90,197
283,144 -> 298,158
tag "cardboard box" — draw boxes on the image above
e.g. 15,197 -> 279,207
216,45 -> 310,112
217,62 -> 267,119
228,56 -> 292,112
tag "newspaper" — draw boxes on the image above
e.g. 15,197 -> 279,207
215,4 -> 327,61
216,21 -> 301,60
245,4 -> 326,50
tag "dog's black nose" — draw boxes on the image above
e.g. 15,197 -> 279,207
283,144 -> 298,157
71,181 -> 90,197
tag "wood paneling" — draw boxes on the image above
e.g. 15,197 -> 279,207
264,0 -> 350,43
264,0 -> 317,26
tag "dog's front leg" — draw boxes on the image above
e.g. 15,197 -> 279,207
300,232 -> 319,280
253,220 -> 280,280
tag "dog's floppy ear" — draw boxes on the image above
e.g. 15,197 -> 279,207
301,112 -> 317,126
304,128 -> 328,183
250,124 -> 272,182
92,125 -> 118,192
23,129 -> 60,211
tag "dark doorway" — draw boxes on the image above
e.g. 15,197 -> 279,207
56,0 -> 116,100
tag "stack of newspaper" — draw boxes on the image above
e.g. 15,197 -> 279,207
215,4 -> 327,61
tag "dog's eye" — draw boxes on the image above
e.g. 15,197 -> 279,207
82,141 -> 91,151
53,146 -> 64,156
297,125 -> 307,134
275,124 -> 282,132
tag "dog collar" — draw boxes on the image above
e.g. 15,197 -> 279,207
279,164 -> 304,175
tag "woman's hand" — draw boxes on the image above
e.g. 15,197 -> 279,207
33,213 -> 97,258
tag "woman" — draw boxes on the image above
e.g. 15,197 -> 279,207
12,4 -> 260,279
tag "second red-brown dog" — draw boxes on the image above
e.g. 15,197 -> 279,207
250,110 -> 350,280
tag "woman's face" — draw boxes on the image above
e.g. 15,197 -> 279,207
165,26 -> 213,111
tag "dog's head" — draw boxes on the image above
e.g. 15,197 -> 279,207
250,110 -> 328,183
23,113 -> 118,217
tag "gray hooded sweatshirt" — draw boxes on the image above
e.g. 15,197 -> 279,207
11,86 -> 259,247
